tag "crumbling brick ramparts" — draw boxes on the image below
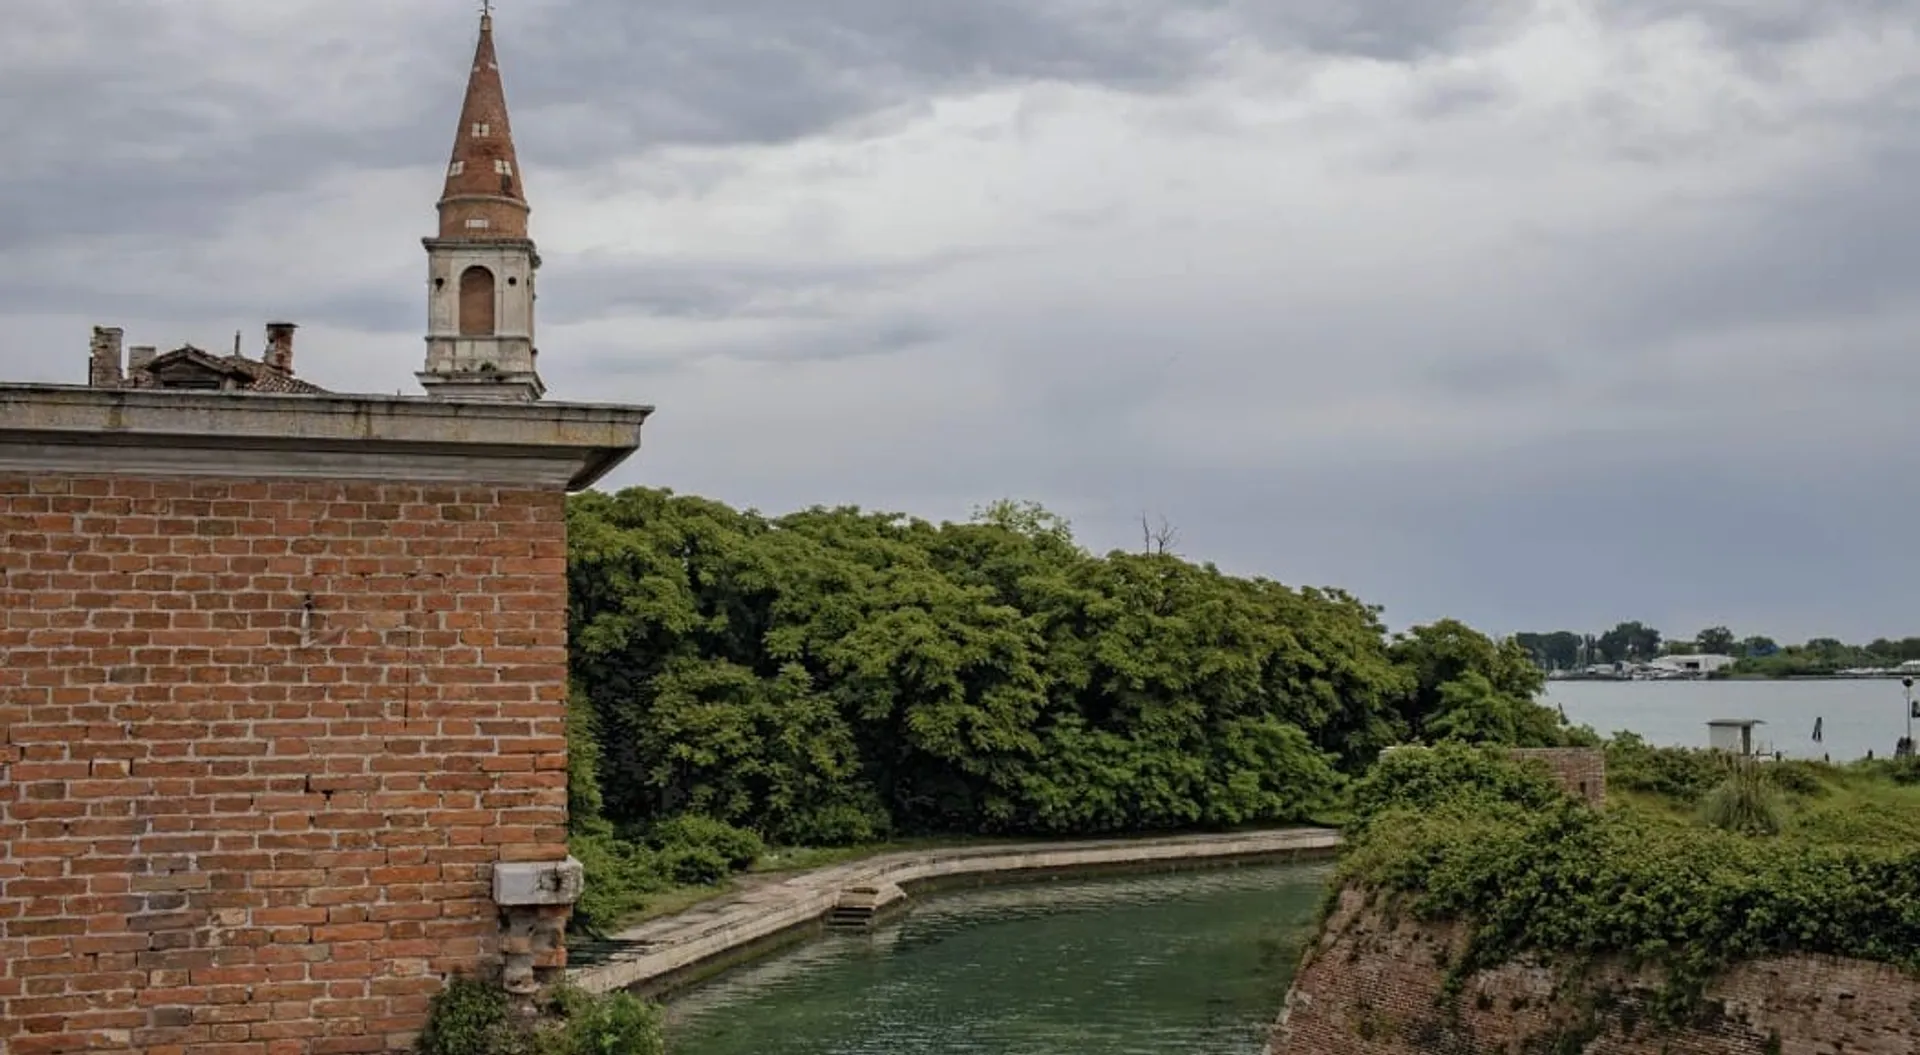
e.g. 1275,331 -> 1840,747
1268,886 -> 1920,1055
1508,746 -> 1607,807
0,475 -> 570,1055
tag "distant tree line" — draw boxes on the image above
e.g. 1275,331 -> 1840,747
1513,622 -> 1920,676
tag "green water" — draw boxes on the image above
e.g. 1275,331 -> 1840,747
662,862 -> 1333,1055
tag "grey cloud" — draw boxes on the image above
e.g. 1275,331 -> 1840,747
8,0 -> 1920,645
540,250 -> 989,325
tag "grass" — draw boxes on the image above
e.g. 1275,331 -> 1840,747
1608,756 -> 1920,849
600,835 -> 1020,930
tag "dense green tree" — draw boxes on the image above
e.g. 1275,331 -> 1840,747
567,488 -> 1583,849
1695,626 -> 1736,655
1387,621 -> 1563,748
1596,621 -> 1662,663
1513,630 -> 1583,670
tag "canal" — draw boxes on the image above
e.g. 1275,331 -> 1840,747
660,860 -> 1333,1055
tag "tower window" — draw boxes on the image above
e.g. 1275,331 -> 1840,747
459,266 -> 496,337
495,159 -> 513,176
472,122 -> 491,137
448,161 -> 465,176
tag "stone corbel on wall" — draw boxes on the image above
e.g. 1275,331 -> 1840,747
494,857 -> 586,994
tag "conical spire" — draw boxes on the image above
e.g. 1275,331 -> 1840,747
437,11 -> 528,239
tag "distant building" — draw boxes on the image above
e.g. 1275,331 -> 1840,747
87,321 -> 328,393
1650,653 -> 1737,675
1706,718 -> 1768,756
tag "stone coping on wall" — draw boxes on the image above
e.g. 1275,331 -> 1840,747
568,827 -> 1343,997
0,383 -> 654,490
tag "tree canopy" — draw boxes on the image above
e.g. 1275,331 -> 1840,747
566,489 -> 1584,849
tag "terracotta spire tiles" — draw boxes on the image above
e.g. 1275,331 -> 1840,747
438,12 -> 529,240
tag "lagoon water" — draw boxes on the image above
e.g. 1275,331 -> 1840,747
657,681 -> 1905,1053
663,862 -> 1332,1055
1544,678 -> 1916,761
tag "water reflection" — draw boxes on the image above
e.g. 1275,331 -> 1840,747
665,862 -> 1333,1055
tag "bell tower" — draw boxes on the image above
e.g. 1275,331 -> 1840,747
419,9 -> 545,401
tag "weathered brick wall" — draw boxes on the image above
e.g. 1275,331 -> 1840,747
1508,747 -> 1607,807
0,474 -> 571,1055
1268,886 -> 1920,1055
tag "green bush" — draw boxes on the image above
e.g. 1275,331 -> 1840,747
780,802 -> 890,847
1698,759 -> 1785,836
1854,756 -> 1920,786
1346,741 -> 1569,838
416,975 -> 524,1055
415,976 -> 665,1055
660,843 -> 730,886
646,814 -> 765,870
1340,778 -> 1920,1023
1764,760 -> 1828,796
1603,733 -> 1723,801
545,986 -> 665,1055
568,834 -> 666,936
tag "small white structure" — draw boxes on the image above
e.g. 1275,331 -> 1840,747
1706,718 -> 1767,756
1651,653 -> 1738,675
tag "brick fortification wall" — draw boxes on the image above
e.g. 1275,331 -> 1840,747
1268,886 -> 1920,1055
1508,747 -> 1607,807
0,475 -> 569,1055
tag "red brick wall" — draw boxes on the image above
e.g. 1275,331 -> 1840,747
1268,886 -> 1920,1055
0,474 -> 571,1055
1508,747 -> 1607,807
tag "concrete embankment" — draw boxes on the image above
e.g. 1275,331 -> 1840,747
568,827 -> 1341,999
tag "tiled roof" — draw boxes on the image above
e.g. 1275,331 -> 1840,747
129,345 -> 329,394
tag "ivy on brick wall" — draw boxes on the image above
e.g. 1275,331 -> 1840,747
1339,743 -> 1920,1024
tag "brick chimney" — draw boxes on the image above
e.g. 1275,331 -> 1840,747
89,326 -> 124,387
265,322 -> 297,375
128,346 -> 158,374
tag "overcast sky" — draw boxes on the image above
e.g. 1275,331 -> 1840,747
5,0 -> 1919,643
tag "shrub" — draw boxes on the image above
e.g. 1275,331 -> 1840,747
568,834 -> 665,936
647,814 -> 765,870
1764,760 -> 1828,796
1339,782 -> 1920,1024
660,843 -> 730,886
1346,741 -> 1568,838
1698,758 -> 1785,836
415,976 -> 528,1055
1603,733 -> 1723,801
781,801 -> 890,847
415,976 -> 665,1055
545,986 -> 665,1055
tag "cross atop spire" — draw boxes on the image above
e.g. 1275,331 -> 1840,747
436,5 -> 527,239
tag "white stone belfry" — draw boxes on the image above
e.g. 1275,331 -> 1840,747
418,12 -> 545,402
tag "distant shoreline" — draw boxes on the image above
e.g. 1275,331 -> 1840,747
1547,672 -> 1915,683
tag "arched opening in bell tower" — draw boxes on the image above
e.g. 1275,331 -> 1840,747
458,266 -> 496,336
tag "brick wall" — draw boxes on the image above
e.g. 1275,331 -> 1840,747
0,474 -> 571,1055
1508,747 -> 1607,807
1268,886 -> 1920,1055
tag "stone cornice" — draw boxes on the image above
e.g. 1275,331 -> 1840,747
0,384 -> 652,491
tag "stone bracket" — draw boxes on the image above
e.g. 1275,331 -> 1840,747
494,856 -> 585,906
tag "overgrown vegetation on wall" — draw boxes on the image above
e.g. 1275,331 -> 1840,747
1339,742 -> 1920,1021
415,975 -> 664,1055
562,488 -> 1588,926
